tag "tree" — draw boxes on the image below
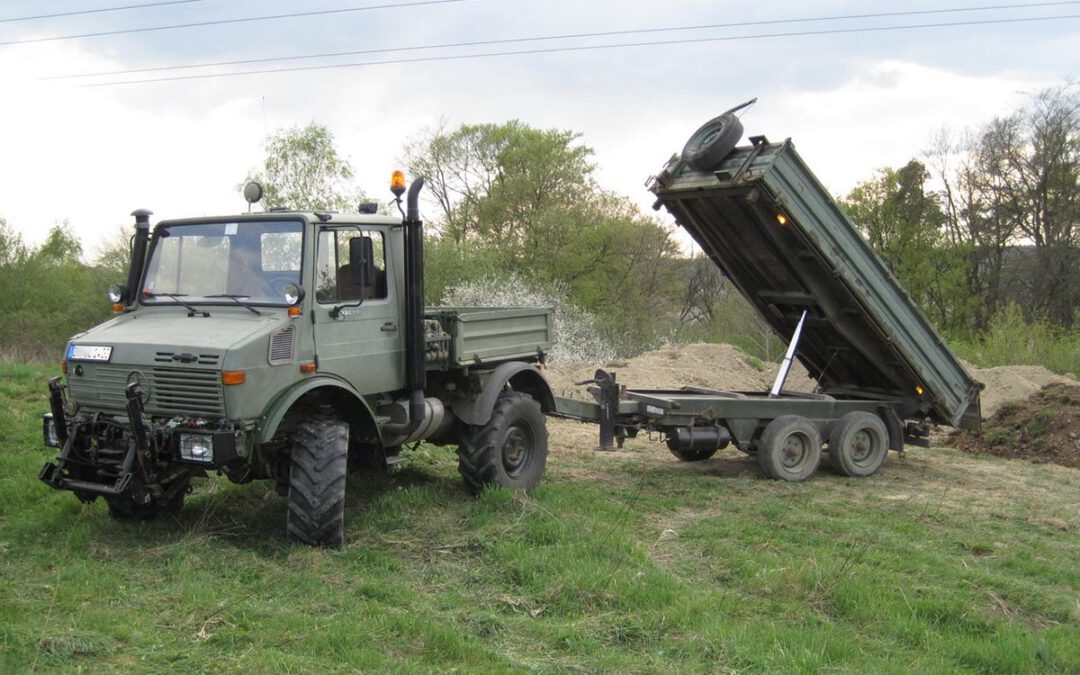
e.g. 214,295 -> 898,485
968,85 -> 1080,326
404,120 -> 682,348
405,120 -> 595,246
928,84 -> 1080,329
244,122 -> 358,211
842,160 -> 973,331
0,217 -> 28,267
92,226 -> 134,278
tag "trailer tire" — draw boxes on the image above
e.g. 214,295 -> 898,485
827,412 -> 889,477
757,415 -> 821,482
457,391 -> 548,493
682,113 -> 743,171
287,418 -> 348,548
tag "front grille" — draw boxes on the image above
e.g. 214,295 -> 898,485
67,364 -> 225,417
154,351 -> 221,366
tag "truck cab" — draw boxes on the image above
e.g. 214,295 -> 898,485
41,179 -> 556,547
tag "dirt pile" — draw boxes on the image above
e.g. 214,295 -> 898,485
963,362 -> 1078,417
952,383 -> 1080,468
543,343 -> 815,400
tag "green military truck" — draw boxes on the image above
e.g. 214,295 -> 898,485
41,175 -> 559,547
40,112 -> 983,548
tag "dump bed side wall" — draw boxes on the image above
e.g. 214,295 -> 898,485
651,141 -> 981,428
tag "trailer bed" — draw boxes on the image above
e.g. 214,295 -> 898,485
648,138 -> 982,429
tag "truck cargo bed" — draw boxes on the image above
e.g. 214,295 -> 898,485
649,138 -> 982,429
425,306 -> 552,368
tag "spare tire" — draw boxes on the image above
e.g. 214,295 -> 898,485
681,113 -> 743,171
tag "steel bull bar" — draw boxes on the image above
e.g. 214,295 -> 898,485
38,379 -> 148,498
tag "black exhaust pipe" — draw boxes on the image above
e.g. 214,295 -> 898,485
123,209 -> 153,305
403,178 -> 426,430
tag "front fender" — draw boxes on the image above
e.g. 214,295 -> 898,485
256,376 -> 379,445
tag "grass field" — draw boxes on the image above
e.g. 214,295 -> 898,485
1,361 -> 1078,673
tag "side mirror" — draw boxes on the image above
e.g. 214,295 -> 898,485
348,236 -> 376,289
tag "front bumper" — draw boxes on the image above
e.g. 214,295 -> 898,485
39,377 -> 240,500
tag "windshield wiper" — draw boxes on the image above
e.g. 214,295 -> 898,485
144,292 -> 210,317
205,294 -> 263,316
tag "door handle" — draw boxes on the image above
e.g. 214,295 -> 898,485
381,322 -> 398,332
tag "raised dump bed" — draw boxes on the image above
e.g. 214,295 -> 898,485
647,136 -> 982,429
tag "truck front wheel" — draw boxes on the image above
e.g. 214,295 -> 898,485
287,419 -> 348,548
457,392 -> 548,493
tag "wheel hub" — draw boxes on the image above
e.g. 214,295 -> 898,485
781,433 -> 808,468
502,424 -> 532,477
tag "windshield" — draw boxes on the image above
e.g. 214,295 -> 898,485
141,220 -> 303,306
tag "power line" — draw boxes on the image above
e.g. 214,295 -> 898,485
0,0 -> 206,24
83,13 -> 1080,87
0,0 -> 471,47
46,0 -> 1080,80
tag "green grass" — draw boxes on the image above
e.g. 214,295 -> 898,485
2,363 -> 1078,672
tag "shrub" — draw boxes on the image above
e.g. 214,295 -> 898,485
951,304 -> 1080,378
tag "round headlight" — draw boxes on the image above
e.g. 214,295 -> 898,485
282,283 -> 304,306
107,283 -> 125,304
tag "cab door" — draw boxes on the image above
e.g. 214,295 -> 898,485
312,227 -> 404,395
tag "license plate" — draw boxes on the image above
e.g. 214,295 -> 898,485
67,344 -> 113,362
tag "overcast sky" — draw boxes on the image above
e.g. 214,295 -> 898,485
1,0 -> 1077,257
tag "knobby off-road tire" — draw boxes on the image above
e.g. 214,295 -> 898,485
757,415 -> 822,482
681,112 -> 744,171
827,412 -> 889,477
287,418 -> 348,548
457,392 -> 548,493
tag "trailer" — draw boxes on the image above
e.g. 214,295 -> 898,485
553,118 -> 982,482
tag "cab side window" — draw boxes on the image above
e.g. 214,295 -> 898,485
315,229 -> 387,303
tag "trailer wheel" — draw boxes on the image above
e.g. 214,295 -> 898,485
827,412 -> 889,477
287,418 -> 348,548
681,113 -> 744,171
457,391 -> 548,493
757,415 -> 821,482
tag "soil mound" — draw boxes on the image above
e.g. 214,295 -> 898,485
951,383 -> 1080,469
962,363 -> 1078,417
544,343 -> 815,400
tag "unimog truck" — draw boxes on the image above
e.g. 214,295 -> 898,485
41,174 -> 559,547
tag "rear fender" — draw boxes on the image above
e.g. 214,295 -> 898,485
452,362 -> 555,426
257,376 -> 380,446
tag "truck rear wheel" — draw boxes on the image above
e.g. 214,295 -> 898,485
757,415 -> 821,482
287,419 -> 348,548
827,412 -> 889,477
457,391 -> 548,493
